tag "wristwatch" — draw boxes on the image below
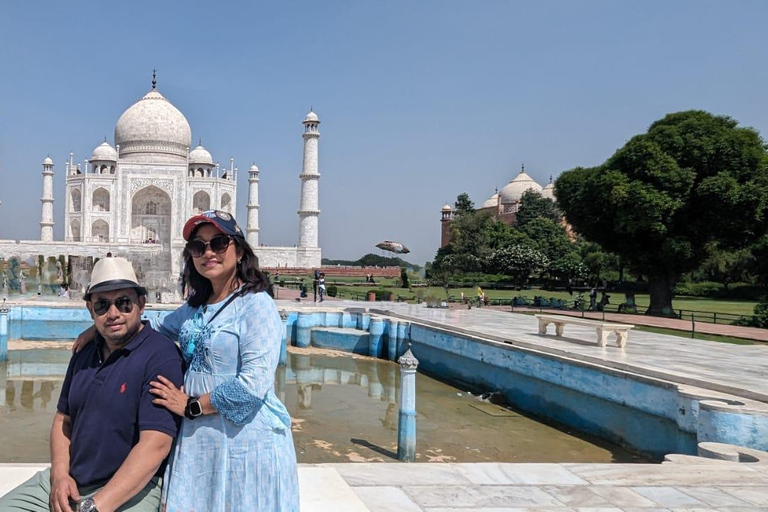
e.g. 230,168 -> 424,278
185,396 -> 203,420
78,497 -> 99,512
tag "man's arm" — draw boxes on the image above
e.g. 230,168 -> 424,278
49,412 -> 80,512
90,430 -> 172,512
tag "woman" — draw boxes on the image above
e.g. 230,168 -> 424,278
76,210 -> 299,511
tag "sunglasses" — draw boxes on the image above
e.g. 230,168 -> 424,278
186,234 -> 233,258
92,296 -> 135,316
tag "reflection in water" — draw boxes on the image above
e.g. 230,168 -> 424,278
0,347 -> 646,464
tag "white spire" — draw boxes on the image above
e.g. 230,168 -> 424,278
246,163 -> 260,247
298,109 -> 321,248
40,157 -> 55,241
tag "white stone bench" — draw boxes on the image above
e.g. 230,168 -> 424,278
535,314 -> 634,348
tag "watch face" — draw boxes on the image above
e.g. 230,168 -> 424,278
190,400 -> 203,417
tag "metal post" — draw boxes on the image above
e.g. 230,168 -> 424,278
397,344 -> 419,462
691,313 -> 696,339
0,299 -> 8,362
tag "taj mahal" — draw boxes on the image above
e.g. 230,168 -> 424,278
0,74 -> 322,298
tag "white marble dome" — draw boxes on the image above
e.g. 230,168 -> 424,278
114,89 -> 192,162
91,141 -> 117,162
188,144 -> 213,165
500,170 -> 542,204
304,110 -> 319,122
541,182 -> 555,200
442,203 -> 452,212
42,156 -> 53,166
481,192 -> 500,210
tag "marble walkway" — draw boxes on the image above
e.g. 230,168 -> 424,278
2,462 -> 768,511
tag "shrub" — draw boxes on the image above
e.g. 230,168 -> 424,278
673,281 -> 723,297
326,285 -> 338,297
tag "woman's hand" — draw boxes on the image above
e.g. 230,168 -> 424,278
149,375 -> 188,417
72,324 -> 96,353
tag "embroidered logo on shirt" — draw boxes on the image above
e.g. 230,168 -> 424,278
120,382 -> 127,394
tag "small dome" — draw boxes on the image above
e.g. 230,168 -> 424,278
42,156 -> 53,166
188,144 -> 213,165
304,110 -> 319,123
500,169 -> 542,204
541,182 -> 555,200
480,192 -> 500,210
249,164 -> 259,173
441,203 -> 452,212
91,141 -> 117,162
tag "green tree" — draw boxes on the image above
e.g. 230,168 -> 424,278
519,217 -> 572,263
696,243 -> 754,290
515,190 -> 561,228
453,193 -> 474,215
556,111 -> 768,315
488,245 -> 549,289
447,209 -> 496,263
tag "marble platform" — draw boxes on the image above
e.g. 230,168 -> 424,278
2,462 -> 768,511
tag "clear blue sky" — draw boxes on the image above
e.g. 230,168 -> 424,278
1,1 -> 767,265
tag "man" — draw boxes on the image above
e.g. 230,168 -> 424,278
0,257 -> 184,512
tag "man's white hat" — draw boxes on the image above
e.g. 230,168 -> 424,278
84,257 -> 147,301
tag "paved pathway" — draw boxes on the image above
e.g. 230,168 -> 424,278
2,462 -> 767,510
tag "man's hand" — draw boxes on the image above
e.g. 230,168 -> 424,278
49,473 -> 80,512
72,324 -> 96,353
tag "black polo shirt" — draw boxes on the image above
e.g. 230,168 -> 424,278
57,322 -> 184,487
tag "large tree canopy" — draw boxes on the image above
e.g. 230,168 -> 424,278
555,110 -> 768,315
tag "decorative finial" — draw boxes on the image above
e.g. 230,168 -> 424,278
310,105 -> 314,112
152,69 -> 157,90
198,138 -> 202,147
398,343 -> 419,370
103,136 -> 107,143
521,163 -> 525,173
549,174 -> 553,184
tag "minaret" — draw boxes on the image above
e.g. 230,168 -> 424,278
246,163 -> 260,247
40,156 -> 54,241
298,109 -> 321,248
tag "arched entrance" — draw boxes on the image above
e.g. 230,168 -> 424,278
131,186 -> 172,288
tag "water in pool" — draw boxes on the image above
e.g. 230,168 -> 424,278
0,342 -> 645,463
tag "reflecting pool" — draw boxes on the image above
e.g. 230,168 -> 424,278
0,343 -> 645,463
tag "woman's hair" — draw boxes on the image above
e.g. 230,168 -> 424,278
183,230 -> 272,307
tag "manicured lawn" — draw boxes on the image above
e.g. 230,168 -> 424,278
332,285 -> 758,319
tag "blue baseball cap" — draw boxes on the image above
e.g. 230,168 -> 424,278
183,210 -> 244,241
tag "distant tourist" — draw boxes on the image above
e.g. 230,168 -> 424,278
58,284 -> 70,299
74,210 -> 299,511
318,272 -> 326,302
0,257 -> 184,512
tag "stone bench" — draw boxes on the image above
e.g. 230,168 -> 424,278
535,314 -> 634,348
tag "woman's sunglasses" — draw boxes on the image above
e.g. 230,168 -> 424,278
92,296 -> 135,316
185,234 -> 233,258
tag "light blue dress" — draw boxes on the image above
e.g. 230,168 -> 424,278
151,290 -> 300,512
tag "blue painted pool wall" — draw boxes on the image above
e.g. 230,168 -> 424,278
312,329 -> 370,354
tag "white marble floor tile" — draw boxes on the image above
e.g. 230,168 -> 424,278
403,485 -> 566,508
676,487 -> 752,507
587,486 -> 659,508
458,464 -> 588,485
631,487 -> 706,508
564,464 -> 768,487
328,463 -> 472,487
299,467 -> 370,512
353,486 -> 422,512
719,486 -> 768,506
